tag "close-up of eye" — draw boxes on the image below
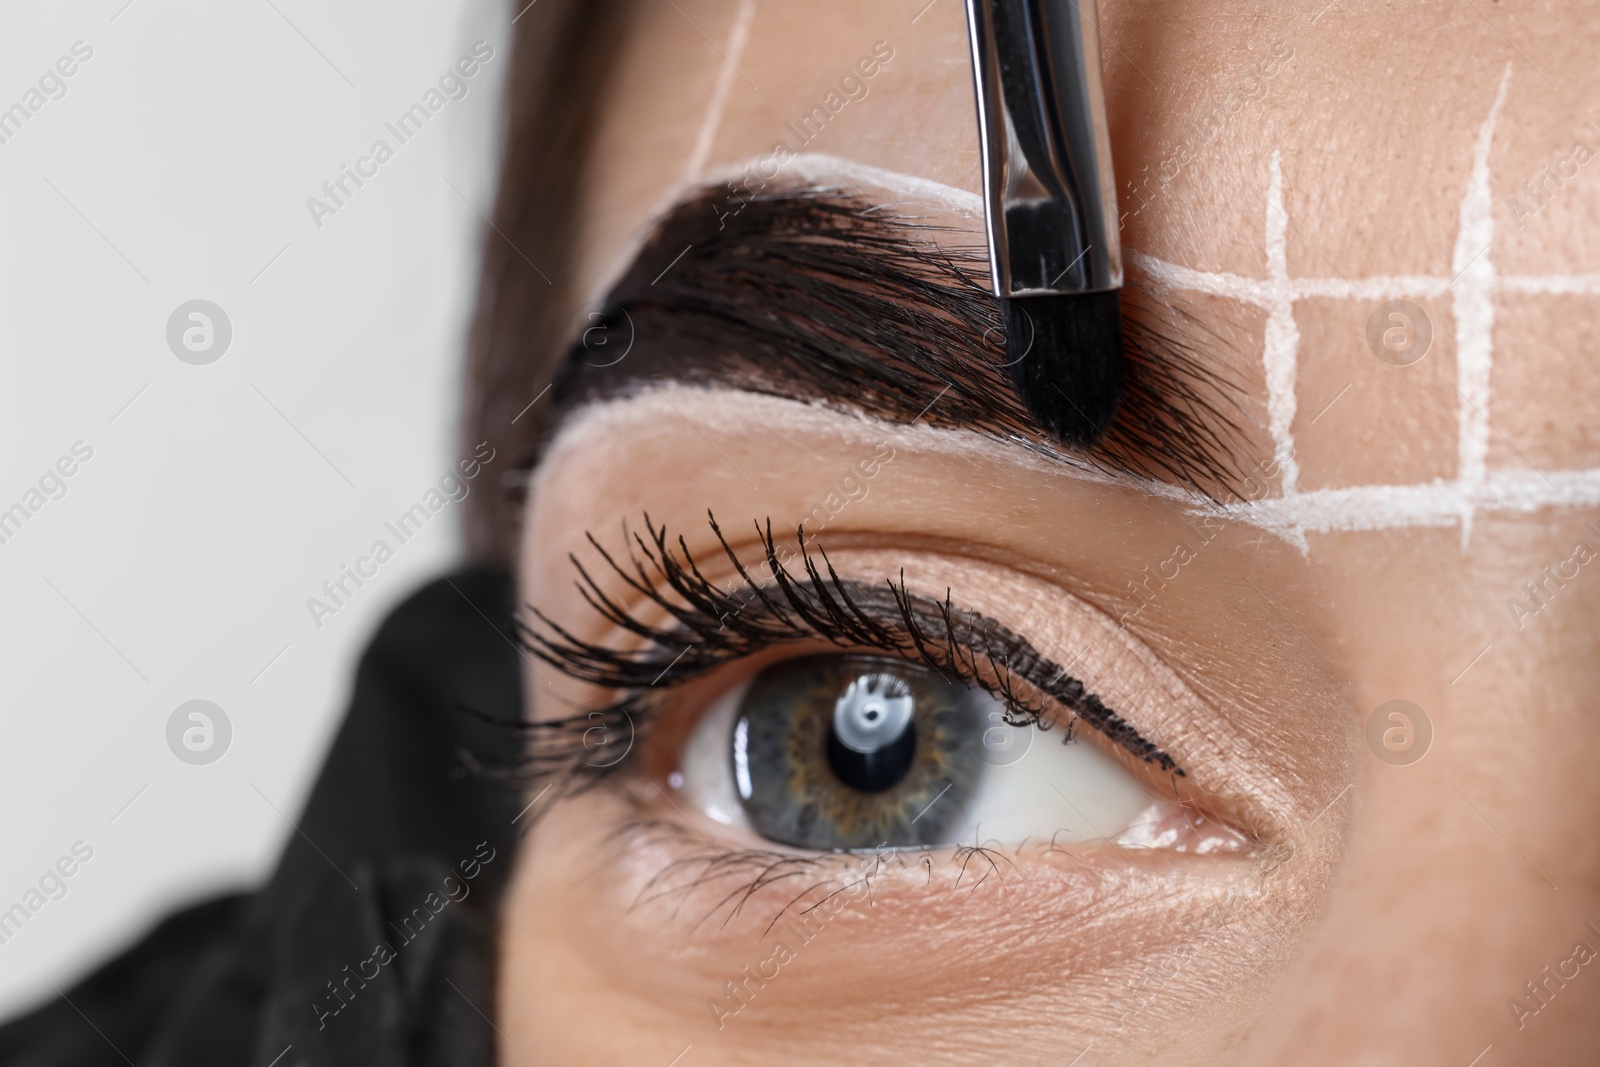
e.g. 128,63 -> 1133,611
688,653 -> 1016,850
678,652 -> 1162,851
697,652 -> 1126,851
6,1 -> 1597,1065
526,518 -> 1257,868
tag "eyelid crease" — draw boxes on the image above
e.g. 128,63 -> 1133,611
510,511 -> 1185,802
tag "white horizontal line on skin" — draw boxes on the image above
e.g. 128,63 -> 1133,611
537,385 -> 1600,547
612,72 -> 1599,549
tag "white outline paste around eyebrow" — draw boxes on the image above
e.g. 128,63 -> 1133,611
679,63 -> 1600,549
536,382 -> 1202,517
578,63 -> 1600,549
541,381 -> 1600,555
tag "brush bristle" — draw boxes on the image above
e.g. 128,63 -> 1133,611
1001,290 -> 1125,447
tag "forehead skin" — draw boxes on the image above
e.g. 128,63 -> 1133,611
505,2 -> 1600,1064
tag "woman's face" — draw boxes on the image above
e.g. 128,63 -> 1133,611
499,3 -> 1600,1064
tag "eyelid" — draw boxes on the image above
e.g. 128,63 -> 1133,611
670,653 -> 1185,854
509,513 -> 1300,863
517,514 -> 1189,790
834,545 -> 1278,839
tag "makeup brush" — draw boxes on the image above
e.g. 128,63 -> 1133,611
964,0 -> 1126,446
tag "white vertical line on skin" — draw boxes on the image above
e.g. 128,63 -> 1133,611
592,137 -> 1600,540
1262,151 -> 1301,504
682,0 -> 758,183
548,385 -> 1600,546
1452,64 -> 1512,546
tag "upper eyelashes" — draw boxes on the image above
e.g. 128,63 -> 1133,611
513,512 -> 1186,794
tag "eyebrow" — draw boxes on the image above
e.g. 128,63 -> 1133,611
546,184 -> 1249,498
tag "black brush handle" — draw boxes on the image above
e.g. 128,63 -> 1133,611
965,0 -> 1122,297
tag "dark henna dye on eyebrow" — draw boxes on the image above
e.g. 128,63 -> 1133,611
544,188 -> 1250,503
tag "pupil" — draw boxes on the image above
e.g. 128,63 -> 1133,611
828,672 -> 916,793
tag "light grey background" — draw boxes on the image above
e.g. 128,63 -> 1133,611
0,0 -> 510,1017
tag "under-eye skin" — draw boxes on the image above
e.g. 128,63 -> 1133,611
512,512 -> 1252,862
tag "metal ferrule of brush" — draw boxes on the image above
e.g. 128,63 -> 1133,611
965,0 -> 1122,298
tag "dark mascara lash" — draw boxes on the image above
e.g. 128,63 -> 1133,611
505,513 -> 1184,800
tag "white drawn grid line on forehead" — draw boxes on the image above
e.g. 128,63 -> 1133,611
686,69 -> 1600,544
681,0 -> 757,184
576,63 -> 1596,545
1451,64 -> 1512,545
535,383 -> 1600,545
532,383 -> 1203,515
1261,150 -> 1302,535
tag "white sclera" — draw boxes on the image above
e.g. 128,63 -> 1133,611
678,679 -> 750,827
674,675 -> 1154,846
947,693 -> 1153,845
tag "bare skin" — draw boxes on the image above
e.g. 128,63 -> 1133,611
499,2 -> 1600,1064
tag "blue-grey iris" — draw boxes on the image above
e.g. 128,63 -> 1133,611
731,654 -> 990,850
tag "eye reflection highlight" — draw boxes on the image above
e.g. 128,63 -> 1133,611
675,653 -> 1166,852
825,670 -> 918,793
